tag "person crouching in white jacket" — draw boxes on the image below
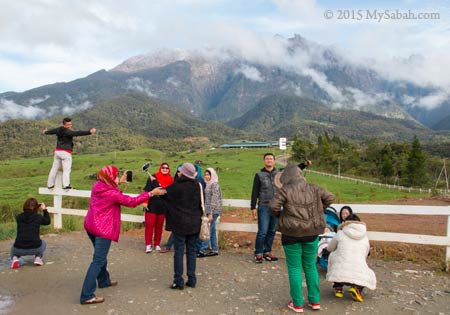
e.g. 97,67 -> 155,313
326,214 -> 376,302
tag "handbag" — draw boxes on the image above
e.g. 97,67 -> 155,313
198,183 -> 210,241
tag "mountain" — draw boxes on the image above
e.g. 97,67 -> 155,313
0,92 -> 246,160
1,34 -> 450,138
432,113 -> 450,131
227,94 -> 434,142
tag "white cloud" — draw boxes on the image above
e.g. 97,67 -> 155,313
302,68 -> 344,101
0,0 -> 448,106
235,65 -> 264,82
0,99 -> 46,121
61,101 -> 93,114
416,90 -> 449,110
166,77 -> 180,87
126,77 -> 156,97
28,95 -> 50,105
345,87 -> 392,109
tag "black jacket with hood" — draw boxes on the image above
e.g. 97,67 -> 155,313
13,210 -> 51,249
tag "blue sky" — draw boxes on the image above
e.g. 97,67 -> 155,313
0,0 -> 448,93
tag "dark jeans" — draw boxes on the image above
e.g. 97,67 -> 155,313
10,240 -> 47,258
254,205 -> 278,256
173,232 -> 197,287
166,232 -> 174,249
80,233 -> 112,302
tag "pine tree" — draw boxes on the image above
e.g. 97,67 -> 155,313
405,136 -> 427,187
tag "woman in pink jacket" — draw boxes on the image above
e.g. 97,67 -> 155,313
80,165 -> 165,305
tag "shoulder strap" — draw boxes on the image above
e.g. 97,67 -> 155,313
199,183 -> 205,215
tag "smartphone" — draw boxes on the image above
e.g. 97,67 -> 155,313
126,170 -> 133,182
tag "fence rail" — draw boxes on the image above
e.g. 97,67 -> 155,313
306,169 -> 450,194
38,174 -> 450,271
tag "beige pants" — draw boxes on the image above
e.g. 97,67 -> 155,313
47,151 -> 72,188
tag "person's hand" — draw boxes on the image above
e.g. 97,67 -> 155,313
119,172 -> 127,184
150,187 -> 166,197
90,128 -> 97,134
149,174 -> 156,181
208,214 -> 213,222
251,209 -> 257,220
39,203 -> 46,210
304,159 -> 312,166
42,128 -> 47,135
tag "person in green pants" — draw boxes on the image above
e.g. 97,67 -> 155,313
269,163 -> 334,313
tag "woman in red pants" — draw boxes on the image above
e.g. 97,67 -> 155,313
143,162 -> 173,253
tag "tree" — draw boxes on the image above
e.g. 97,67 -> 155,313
405,136 -> 427,187
292,135 -> 313,161
378,144 -> 395,183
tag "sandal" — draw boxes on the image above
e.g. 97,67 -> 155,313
81,296 -> 105,305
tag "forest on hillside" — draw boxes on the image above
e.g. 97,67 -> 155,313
291,133 -> 449,189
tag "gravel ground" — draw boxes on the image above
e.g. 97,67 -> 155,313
1,231 -> 449,315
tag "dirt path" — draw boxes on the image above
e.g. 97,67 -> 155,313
1,231 -> 449,315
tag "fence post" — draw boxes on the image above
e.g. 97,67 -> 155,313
53,172 -> 63,229
447,214 -> 450,272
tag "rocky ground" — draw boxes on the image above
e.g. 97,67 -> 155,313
1,231 -> 449,315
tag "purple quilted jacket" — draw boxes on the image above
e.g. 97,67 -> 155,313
84,181 -> 149,242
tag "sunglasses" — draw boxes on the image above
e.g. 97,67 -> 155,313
161,166 -> 169,170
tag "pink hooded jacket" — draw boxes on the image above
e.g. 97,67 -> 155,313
84,180 -> 149,242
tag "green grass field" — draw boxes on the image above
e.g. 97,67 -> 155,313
0,147 -> 429,239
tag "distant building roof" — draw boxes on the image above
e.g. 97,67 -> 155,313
220,141 -> 274,148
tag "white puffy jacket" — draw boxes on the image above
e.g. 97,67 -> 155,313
326,221 -> 377,290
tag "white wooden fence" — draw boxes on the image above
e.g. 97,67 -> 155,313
38,174 -> 450,271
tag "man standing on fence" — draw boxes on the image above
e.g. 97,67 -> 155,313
43,117 -> 96,189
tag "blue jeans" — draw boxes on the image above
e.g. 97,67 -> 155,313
80,233 -> 112,302
10,240 -> 47,258
254,205 -> 278,256
165,233 -> 174,249
198,214 -> 219,254
173,232 -> 197,287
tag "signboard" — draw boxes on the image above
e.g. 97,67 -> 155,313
279,137 -> 287,150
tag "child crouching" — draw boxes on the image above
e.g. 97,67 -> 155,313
325,214 -> 376,302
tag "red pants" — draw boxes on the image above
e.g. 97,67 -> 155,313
144,212 -> 165,246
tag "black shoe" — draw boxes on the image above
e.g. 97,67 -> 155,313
47,186 -> 54,189
170,283 -> 184,290
263,253 -> 278,262
205,251 -> 218,257
63,185 -> 73,190
197,252 -> 207,258
185,281 -> 196,288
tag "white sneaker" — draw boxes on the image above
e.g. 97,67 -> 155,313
145,245 -> 152,253
11,256 -> 19,269
155,245 -> 161,251
34,256 -> 44,266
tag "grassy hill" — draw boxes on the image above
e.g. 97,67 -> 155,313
0,147 -> 431,240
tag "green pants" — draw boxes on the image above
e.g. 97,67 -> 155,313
283,238 -> 320,306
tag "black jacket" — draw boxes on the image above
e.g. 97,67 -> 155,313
162,175 -> 202,235
13,210 -> 51,249
45,126 -> 91,151
250,162 -> 309,209
143,177 -> 169,214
